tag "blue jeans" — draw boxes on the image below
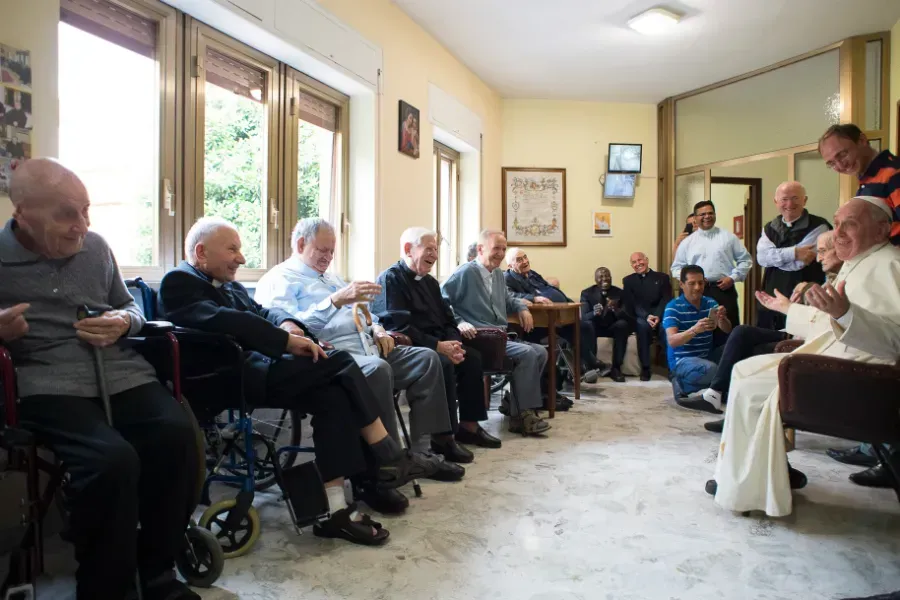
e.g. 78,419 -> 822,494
671,346 -> 724,395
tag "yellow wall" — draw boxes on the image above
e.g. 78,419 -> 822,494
501,99 -> 658,298
317,0 -> 503,271
892,19 -> 900,155
0,0 -> 59,221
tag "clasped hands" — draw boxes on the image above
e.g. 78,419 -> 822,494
2,303 -> 133,348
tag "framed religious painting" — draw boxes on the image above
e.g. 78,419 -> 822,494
502,167 -> 566,247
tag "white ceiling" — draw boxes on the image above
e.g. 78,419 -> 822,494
391,0 -> 900,103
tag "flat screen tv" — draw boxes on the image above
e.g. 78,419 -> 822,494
608,143 -> 642,174
604,174 -> 636,199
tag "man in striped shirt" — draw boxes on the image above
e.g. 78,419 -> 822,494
819,123 -> 900,245
663,265 -> 733,412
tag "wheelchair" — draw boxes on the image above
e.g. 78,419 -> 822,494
0,318 -> 224,600
127,279 -> 329,560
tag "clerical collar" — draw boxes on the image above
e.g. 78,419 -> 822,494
698,226 -> 718,237
782,211 -> 808,229
399,260 -> 425,282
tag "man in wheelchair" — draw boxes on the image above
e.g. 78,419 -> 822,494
158,217 -> 437,545
0,159 -> 200,600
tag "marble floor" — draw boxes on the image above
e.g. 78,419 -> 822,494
23,377 -> 900,599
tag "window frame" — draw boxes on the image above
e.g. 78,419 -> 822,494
58,0 -> 180,282
283,67 -> 350,274
184,19 -> 283,280
433,140 -> 460,279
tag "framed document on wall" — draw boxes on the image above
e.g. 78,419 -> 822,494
502,167 -> 566,247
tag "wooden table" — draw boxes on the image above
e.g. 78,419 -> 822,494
508,302 -> 582,418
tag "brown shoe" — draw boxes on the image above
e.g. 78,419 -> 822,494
508,410 -> 551,436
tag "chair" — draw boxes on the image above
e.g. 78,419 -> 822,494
0,320 -> 223,599
776,341 -> 900,501
461,328 -> 514,410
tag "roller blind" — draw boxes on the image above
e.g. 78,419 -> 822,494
60,0 -> 156,58
205,47 -> 266,103
296,89 -> 337,132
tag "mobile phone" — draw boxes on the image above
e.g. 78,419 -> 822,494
683,223 -> 694,234
707,307 -> 718,326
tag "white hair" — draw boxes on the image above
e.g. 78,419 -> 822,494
399,227 -> 437,258
478,229 -> 504,246
184,216 -> 236,264
505,246 -> 524,266
291,218 -> 335,251
817,230 -> 834,249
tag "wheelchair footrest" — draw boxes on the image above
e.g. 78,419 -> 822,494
4,584 -> 35,600
280,461 -> 329,528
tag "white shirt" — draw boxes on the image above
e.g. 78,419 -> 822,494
671,226 -> 753,282
756,220 -> 830,271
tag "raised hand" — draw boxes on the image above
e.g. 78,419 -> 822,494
330,281 -> 383,308
755,289 -> 791,315
0,303 -> 29,342
805,281 -> 850,320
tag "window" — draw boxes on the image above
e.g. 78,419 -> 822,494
285,68 -> 348,267
187,23 -> 281,275
58,0 -> 178,277
433,141 -> 459,279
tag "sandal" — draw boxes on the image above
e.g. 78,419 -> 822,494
313,504 -> 390,546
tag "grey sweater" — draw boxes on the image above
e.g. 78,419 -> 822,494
441,260 -> 526,329
0,219 -> 156,398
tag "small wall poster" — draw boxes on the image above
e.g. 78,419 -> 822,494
592,211 -> 612,237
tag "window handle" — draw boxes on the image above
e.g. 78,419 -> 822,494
163,178 -> 174,217
270,203 -> 279,230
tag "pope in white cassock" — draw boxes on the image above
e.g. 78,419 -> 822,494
709,196 -> 900,517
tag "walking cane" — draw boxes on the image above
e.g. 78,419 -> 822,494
77,306 -> 143,600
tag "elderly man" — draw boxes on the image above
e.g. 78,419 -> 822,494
663,265 -> 733,406
0,159 -> 199,600
581,267 -> 631,382
504,247 -> 607,384
159,217 -> 436,538
442,230 -> 551,436
623,252 -> 673,381
819,123 -> 900,245
254,218 -> 465,496
671,200 -> 752,328
700,231 -> 843,426
373,227 -> 502,450
756,181 -> 831,330
708,197 -> 900,516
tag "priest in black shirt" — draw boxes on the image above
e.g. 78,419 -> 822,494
581,267 -> 631,382
373,227 -> 502,450
622,252 -> 672,381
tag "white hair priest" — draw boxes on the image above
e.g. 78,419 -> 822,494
709,195 -> 900,516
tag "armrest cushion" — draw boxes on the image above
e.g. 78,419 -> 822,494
388,331 -> 413,347
463,328 -> 509,371
135,321 -> 174,336
779,354 -> 900,443
774,339 -> 803,354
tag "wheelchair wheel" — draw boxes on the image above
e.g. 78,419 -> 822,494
199,499 -> 261,559
176,525 -> 225,588
246,409 -> 304,491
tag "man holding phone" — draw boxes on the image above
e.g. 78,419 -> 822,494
663,265 -> 733,411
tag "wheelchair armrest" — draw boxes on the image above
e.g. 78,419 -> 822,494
774,339 -> 803,354
138,320 -> 174,335
388,331 -> 413,347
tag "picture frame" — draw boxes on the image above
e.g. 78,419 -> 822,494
607,143 -> 642,173
733,215 -> 744,239
398,100 -> 420,159
603,173 -> 636,199
502,167 -> 566,247
592,211 -> 612,237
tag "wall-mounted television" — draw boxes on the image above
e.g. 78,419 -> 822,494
604,174 -> 636,199
608,143 -> 642,174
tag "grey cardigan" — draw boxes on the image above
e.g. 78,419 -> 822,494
441,260 -> 526,329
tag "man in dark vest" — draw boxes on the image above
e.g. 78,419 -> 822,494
755,181 -> 831,330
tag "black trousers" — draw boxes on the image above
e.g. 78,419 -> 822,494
527,320 -> 599,369
709,325 -> 787,396
19,382 -> 197,600
265,349 -> 379,482
755,304 -> 786,331
703,281 -> 740,327
439,346 -> 487,426
633,318 -> 666,370
587,316 -> 631,369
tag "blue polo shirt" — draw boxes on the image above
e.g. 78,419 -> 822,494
662,294 -> 718,370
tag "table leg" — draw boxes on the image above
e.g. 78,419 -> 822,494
547,311 -> 557,419
573,308 -> 581,400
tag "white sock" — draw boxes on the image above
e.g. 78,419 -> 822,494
325,484 -> 348,513
702,388 -> 723,410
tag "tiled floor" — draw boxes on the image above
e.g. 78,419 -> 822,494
21,377 -> 900,599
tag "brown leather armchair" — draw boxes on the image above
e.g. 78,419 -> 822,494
775,341 -> 900,500
462,328 -> 513,409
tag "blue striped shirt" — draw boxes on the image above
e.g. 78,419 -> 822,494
663,294 -> 718,369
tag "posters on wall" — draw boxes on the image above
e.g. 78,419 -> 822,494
592,211 -> 612,237
0,42 -> 32,197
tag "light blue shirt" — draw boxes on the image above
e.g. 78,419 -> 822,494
476,261 -> 493,295
254,255 -> 376,354
671,226 -> 753,282
756,223 -> 830,271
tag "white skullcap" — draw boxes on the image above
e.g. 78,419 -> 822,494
853,195 -> 893,221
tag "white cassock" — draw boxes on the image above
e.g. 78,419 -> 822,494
714,242 -> 900,516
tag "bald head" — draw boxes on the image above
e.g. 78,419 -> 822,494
629,252 -> 649,274
9,158 -> 91,259
184,216 -> 245,282
774,181 -> 807,222
832,198 -> 891,261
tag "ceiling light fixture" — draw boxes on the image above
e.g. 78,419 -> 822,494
628,7 -> 681,35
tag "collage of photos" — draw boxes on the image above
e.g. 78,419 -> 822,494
0,42 -> 32,197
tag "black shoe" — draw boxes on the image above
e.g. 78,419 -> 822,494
640,368 -> 651,382
826,446 -> 879,468
788,465 -> 808,490
416,451 -> 466,482
455,426 -> 502,449
675,393 -> 723,414
705,479 -> 717,496
609,368 -> 625,383
849,463 -> 895,489
377,450 -> 439,490
594,361 -> 612,377
704,419 -> 724,433
355,485 -> 409,514
431,438 -> 475,463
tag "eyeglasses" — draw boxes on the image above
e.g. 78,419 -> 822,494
825,149 -> 850,170
695,211 -> 715,218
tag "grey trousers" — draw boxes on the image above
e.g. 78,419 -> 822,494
353,345 -> 452,443
506,340 -> 548,417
